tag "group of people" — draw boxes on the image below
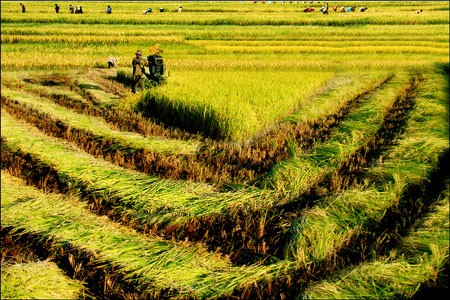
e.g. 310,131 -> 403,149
20,3 -> 113,14
143,7 -> 173,14
303,3 -> 368,13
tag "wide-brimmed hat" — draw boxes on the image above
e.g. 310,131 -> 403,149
135,50 -> 143,55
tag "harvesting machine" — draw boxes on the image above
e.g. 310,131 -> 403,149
145,53 -> 167,85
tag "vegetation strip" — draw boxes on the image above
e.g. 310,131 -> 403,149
0,74 -> 415,264
1,260 -> 85,299
1,170 -> 284,299
195,73 -> 394,183
279,70 -> 449,296
0,111 -> 281,243
302,187 -> 449,299
1,96 -> 216,182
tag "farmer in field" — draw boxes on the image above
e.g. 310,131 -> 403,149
131,50 -> 149,93
20,3 -> 26,13
55,4 -> 60,13
75,6 -> 83,14
107,57 -> 118,68
106,5 -> 112,14
320,2 -> 328,14
69,4 -> 74,13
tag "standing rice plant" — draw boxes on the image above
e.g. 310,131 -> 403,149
132,70 -> 334,141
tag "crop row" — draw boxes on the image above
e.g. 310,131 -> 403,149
1,68 -> 447,298
2,24 -> 448,42
3,35 -> 448,51
1,259 -> 85,299
1,71 -> 394,186
2,9 -> 448,27
1,71 -> 423,264
6,74 -> 196,142
1,171 -> 282,299
303,186 -> 448,299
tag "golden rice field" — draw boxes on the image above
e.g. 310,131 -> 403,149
1,1 -> 449,299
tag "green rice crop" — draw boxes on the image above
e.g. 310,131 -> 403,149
1,170 -> 283,298
367,70 -> 449,185
302,190 -> 449,299
0,1 -> 448,296
285,68 -> 448,268
1,260 -> 85,299
137,70 -> 335,140
1,111 -> 282,227
1,2 -> 447,72
1,87 -> 198,155
1,2 -> 448,26
262,71 -> 405,195
286,71 -> 390,123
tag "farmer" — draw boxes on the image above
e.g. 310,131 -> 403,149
69,4 -> 74,13
131,50 -> 149,93
20,3 -> 26,13
55,3 -> 60,13
107,57 -> 118,68
320,2 -> 328,14
106,5 -> 112,14
324,2 -> 329,14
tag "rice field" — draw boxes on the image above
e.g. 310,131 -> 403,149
1,1 -> 449,299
